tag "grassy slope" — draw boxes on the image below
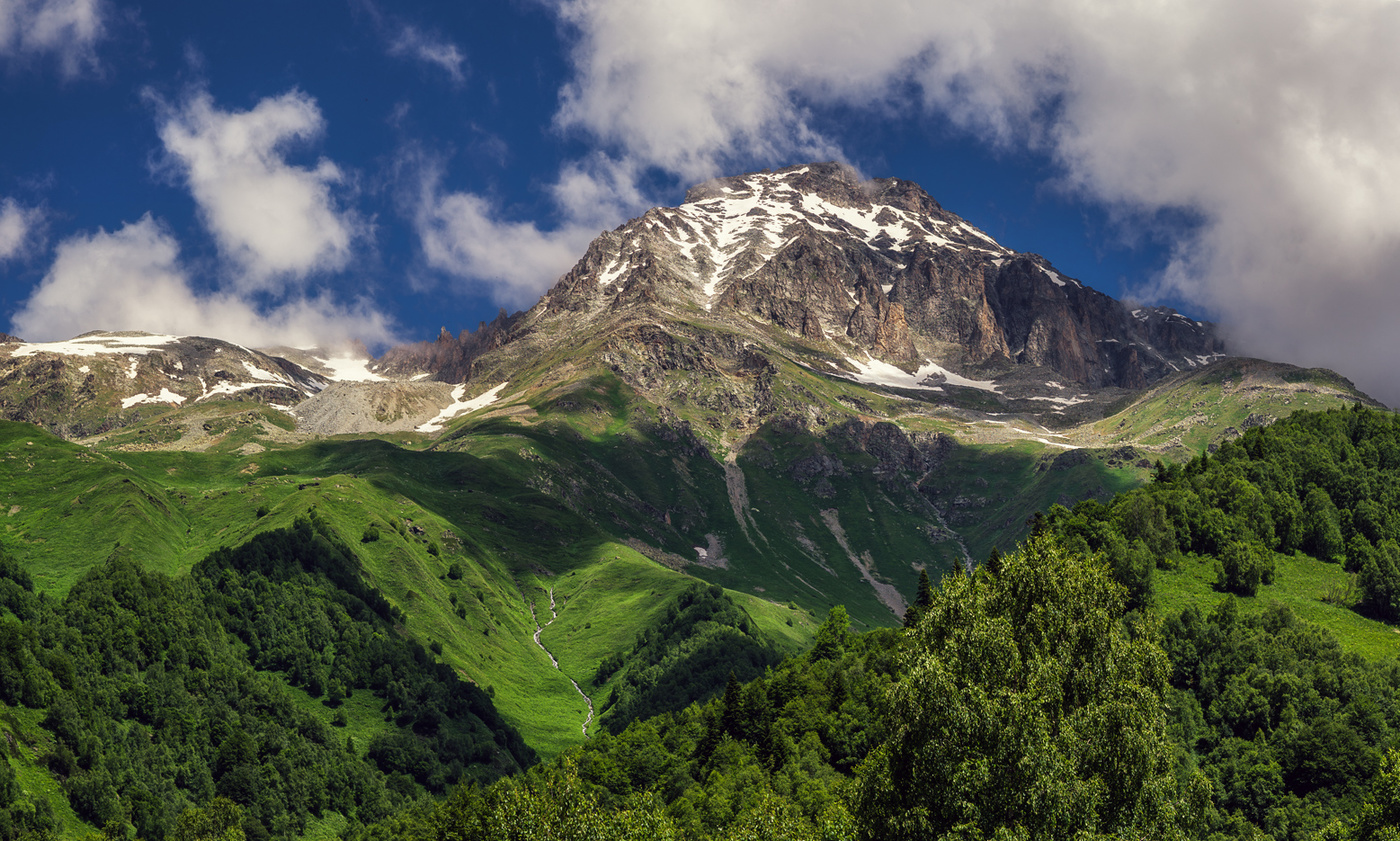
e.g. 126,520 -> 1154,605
1094,359 -> 1373,453
0,419 -> 807,760
0,357 -> 1379,760
1,705 -> 94,839
924,439 -> 1150,564
1154,552 -> 1400,662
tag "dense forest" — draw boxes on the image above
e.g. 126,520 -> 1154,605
349,535 -> 1400,840
1045,403 -> 1400,614
0,517 -> 531,841
4,406 -> 1400,839
594,582 -> 782,733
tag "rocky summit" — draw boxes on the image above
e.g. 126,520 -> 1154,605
381,162 -> 1224,404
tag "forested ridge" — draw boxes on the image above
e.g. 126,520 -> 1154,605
3,406 -> 1400,839
594,582 -> 783,733
0,517 -> 531,841
1046,402 -> 1400,613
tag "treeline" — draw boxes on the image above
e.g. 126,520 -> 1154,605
1046,403 -> 1400,615
595,582 -> 782,733
351,537 -> 1201,840
195,520 -> 534,792
0,517 -> 531,840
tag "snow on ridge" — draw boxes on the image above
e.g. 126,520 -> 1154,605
242,360 -> 288,383
598,255 -> 627,287
669,173 -> 1015,309
10,333 -> 182,359
417,382 -> 509,433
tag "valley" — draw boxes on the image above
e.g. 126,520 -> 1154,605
0,163 -> 1392,839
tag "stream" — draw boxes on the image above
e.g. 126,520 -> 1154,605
529,587 -> 594,737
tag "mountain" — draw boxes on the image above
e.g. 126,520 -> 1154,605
0,165 -> 1372,626
0,164 -> 1394,841
0,332 -> 329,439
379,161 -> 1223,399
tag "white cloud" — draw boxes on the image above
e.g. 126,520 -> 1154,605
156,89 -> 362,289
0,0 -> 104,75
0,198 -> 40,261
413,158 -> 606,308
388,25 -> 467,84
9,216 -> 393,348
534,0 -> 1400,405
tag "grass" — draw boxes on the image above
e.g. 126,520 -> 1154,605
927,438 -> 1150,563
1154,552 -> 1400,661
0,705 -> 94,839
1094,359 -> 1371,454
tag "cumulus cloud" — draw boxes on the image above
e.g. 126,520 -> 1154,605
530,0 -> 1400,404
10,216 -> 393,348
412,153 -> 626,308
0,198 -> 40,261
156,89 -> 362,289
388,25 -> 467,84
0,0 -> 104,75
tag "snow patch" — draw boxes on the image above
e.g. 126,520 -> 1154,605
1025,395 -> 1090,407
318,355 -> 386,382
121,388 -> 186,409
9,333 -> 182,359
838,355 -> 999,393
416,382 -> 509,433
197,382 -> 267,400
242,361 -> 287,383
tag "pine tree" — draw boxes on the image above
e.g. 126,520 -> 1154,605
719,671 -> 743,740
903,568 -> 935,628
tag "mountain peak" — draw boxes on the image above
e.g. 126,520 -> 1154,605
684,162 -> 947,220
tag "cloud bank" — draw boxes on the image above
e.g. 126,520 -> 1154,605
10,216 -> 392,347
0,0 -> 104,75
157,89 -> 361,289
454,0 -> 1400,402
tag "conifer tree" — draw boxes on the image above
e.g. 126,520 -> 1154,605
903,568 -> 935,628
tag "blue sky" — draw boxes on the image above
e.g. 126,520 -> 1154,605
3,0 -> 1400,403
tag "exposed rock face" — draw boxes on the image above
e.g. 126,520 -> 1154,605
381,162 -> 1224,402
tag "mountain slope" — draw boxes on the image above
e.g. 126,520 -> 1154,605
0,163 -> 1380,768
